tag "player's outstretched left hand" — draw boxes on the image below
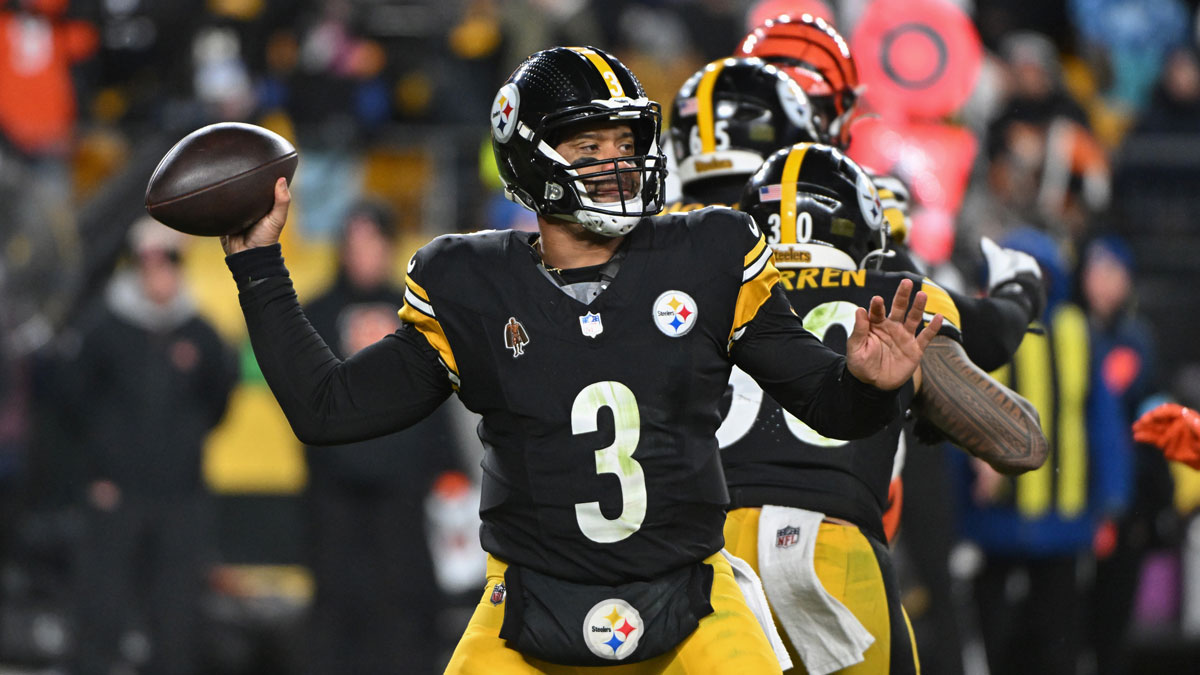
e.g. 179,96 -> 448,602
845,278 -> 942,391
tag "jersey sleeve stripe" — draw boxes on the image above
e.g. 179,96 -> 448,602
403,286 -> 436,319
743,235 -> 767,269
567,47 -> 626,98
919,279 -> 961,332
695,60 -> 726,154
730,255 -> 781,346
743,239 -> 771,282
397,283 -> 460,386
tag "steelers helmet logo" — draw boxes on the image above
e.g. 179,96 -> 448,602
856,169 -> 884,228
583,599 -> 644,660
653,291 -> 699,337
491,83 -> 521,143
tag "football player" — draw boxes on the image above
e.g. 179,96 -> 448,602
219,47 -> 942,674
666,56 -> 820,210
721,142 -> 1048,674
740,12 -> 1044,362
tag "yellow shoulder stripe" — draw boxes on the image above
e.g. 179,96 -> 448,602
919,279 -> 960,332
398,276 -> 459,385
730,254 -> 781,345
744,235 -> 767,268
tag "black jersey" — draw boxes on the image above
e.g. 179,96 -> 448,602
230,208 -> 903,587
396,208 -> 892,584
720,268 -> 962,543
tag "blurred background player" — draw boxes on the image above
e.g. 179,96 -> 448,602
61,218 -> 238,675
953,226 -> 1132,675
666,56 -> 820,209
720,141 -> 1046,674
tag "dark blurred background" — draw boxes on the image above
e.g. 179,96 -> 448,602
2,0 -> 1200,673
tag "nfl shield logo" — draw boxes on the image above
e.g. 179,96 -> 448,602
490,583 -> 506,605
579,312 -> 603,338
776,526 -> 801,549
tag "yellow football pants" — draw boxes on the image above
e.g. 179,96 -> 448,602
444,551 -> 784,674
723,507 -> 920,675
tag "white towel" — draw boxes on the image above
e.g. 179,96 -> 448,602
757,505 -> 875,675
720,549 -> 794,671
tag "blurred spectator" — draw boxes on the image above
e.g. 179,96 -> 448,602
1069,0 -> 1190,111
0,0 -> 97,166
267,0 -> 392,240
63,218 -> 238,675
954,227 -> 1132,675
1077,234 -> 1176,675
1134,46 -> 1200,134
300,200 -> 461,674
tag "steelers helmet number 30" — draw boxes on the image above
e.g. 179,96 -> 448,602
741,142 -> 888,270
491,46 -> 667,237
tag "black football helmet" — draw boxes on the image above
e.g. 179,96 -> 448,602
490,46 -> 666,237
740,142 -> 888,270
739,14 -> 861,149
669,57 -> 819,193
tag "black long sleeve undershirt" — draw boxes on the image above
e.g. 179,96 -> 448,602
731,284 -> 901,439
954,292 -> 1032,372
228,245 -> 452,446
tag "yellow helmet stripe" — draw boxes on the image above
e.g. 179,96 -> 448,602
695,60 -> 727,153
779,143 -> 811,244
568,47 -> 625,98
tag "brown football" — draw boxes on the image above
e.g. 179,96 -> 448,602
145,122 -> 298,237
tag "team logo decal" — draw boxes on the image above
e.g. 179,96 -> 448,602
504,316 -> 530,358
652,291 -> 698,337
580,312 -> 603,338
776,525 -> 801,549
491,83 -> 521,143
490,583 -> 506,606
583,599 -> 643,660
856,170 -> 884,228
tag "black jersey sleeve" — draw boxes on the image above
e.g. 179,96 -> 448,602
953,293 -> 1032,372
227,245 -> 452,445
731,283 -> 900,440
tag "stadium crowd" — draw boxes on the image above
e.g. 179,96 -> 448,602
2,0 -> 1200,673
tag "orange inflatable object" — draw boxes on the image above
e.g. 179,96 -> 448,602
1133,403 -> 1200,470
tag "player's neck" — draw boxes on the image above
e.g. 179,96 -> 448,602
535,217 -> 623,270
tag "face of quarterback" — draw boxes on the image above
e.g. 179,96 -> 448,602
554,122 -> 641,204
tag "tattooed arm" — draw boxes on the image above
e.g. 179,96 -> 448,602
911,336 -> 1048,474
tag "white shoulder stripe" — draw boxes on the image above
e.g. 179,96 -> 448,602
404,287 -> 436,318
742,247 -> 771,283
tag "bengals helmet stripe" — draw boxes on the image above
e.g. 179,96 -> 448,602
779,142 -> 811,244
695,60 -> 727,153
567,47 -> 626,98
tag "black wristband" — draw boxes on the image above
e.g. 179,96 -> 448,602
226,243 -> 288,291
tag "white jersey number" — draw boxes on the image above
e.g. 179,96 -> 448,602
572,381 -> 647,543
717,300 -> 860,449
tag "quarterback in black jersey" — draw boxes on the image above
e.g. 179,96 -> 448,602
221,48 -> 941,674
721,143 -> 1048,674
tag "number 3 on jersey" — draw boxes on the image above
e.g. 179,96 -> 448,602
716,300 -> 861,449
572,381 -> 647,543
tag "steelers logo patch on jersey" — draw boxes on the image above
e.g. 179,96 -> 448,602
583,599 -> 643,660
652,291 -> 698,337
491,83 -> 521,143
